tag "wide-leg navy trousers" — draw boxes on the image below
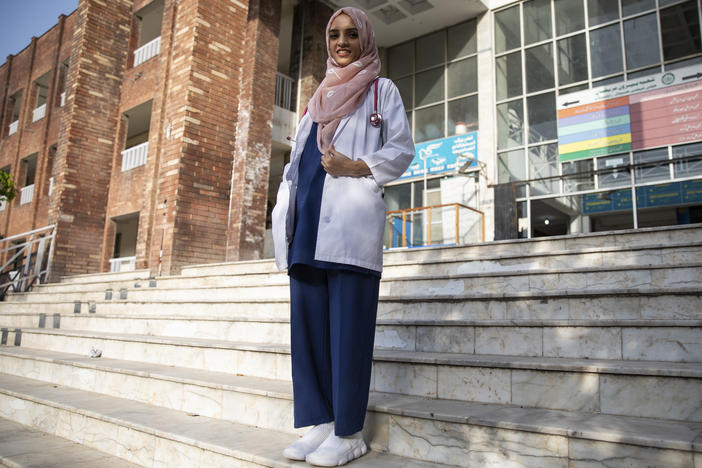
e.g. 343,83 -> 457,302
289,263 -> 380,436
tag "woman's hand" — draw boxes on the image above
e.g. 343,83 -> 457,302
321,143 -> 372,177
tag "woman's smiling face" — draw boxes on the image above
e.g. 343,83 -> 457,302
328,13 -> 362,67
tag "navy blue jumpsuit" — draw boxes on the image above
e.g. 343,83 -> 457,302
288,122 -> 381,436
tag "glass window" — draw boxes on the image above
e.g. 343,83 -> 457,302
636,182 -> 687,228
558,33 -> 588,85
529,143 -> 560,195
660,0 -> 702,62
563,159 -> 595,192
415,103 -> 444,143
590,24 -> 624,78
598,154 -> 631,188
415,67 -> 444,107
406,111 -> 413,134
498,149 -> 526,183
527,92 -> 557,143
666,56 -> 702,70
588,0 -> 619,26
396,76 -> 412,110
672,142 -> 702,178
447,57 -> 477,98
497,100 -> 524,149
496,52 -> 522,101
389,42 -> 413,79
560,83 -> 590,95
624,14 -> 661,70
634,147 -> 670,183
518,201 -> 528,238
555,0 -> 585,35
448,20 -> 476,60
448,95 -> 478,136
594,75 -> 625,87
524,0 -> 552,45
622,0 -> 655,17
495,5 -> 521,53
627,66 -> 661,79
416,31 -> 445,71
526,43 -> 554,93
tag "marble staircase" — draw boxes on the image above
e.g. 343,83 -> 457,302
0,224 -> 701,467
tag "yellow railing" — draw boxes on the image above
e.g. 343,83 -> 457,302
385,203 -> 485,248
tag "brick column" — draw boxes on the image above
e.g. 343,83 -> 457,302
48,0 -> 133,279
224,0 -> 281,262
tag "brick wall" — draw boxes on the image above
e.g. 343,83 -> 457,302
225,0 -> 281,262
48,0 -> 133,279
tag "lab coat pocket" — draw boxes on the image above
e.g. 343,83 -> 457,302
271,180 -> 290,271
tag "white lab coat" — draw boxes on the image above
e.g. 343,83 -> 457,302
272,77 -> 415,272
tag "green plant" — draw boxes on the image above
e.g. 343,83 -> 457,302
0,169 -> 17,203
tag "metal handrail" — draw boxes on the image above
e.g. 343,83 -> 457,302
386,203 -> 485,248
0,225 -> 55,300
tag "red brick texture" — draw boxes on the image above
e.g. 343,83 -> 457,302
48,0 -> 133,280
226,0 -> 281,262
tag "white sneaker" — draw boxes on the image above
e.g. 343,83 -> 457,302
305,431 -> 367,466
283,422 -> 334,461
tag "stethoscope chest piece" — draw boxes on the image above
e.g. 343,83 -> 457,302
369,112 -> 383,128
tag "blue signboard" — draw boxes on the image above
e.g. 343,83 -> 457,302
399,132 -> 478,180
583,180 -> 702,214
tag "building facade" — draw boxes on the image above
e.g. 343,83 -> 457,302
1,0 -> 700,279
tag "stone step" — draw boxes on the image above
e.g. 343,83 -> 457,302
179,224 -> 702,277
1,371 -> 700,467
27,240 -> 702,297
0,373 -> 447,468
3,329 -> 702,417
0,417 -> 140,468
1,288 -> 700,321
2,346 -> 701,427
56,269 -> 151,285
8,263 -> 702,305
1,313 -> 701,361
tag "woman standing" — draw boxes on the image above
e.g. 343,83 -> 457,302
272,6 -> 414,467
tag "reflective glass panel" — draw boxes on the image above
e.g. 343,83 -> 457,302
634,147 -> 670,183
585,190 -> 635,232
416,31 -> 445,70
555,0 -> 585,35
396,76 -> 412,110
495,5 -> 521,53
527,92 -> 557,143
388,42 -> 413,79
627,66 -> 661,79
447,57 -> 477,98
660,0 -> 702,62
414,103 -> 444,143
448,95 -> 478,136
448,20 -> 476,60
673,142 -> 702,178
594,75 -> 625,87
498,149 -> 526,183
524,0 -> 552,45
497,100 -> 524,149
496,52 -> 522,100
558,34 -> 588,85
518,201 -> 528,238
563,159 -> 595,192
622,0 -> 655,17
526,43 -> 554,93
636,182 -> 690,228
624,14 -> 661,70
588,0 -> 619,26
415,67 -> 445,107
590,24 -> 624,78
597,154 -> 631,188
528,143 -> 560,195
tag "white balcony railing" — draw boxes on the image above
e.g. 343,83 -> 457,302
60,91 -> 66,107
48,177 -> 54,196
121,141 -> 149,171
109,256 -> 136,273
0,199 -> 6,211
32,103 -> 47,122
275,72 -> 294,111
133,36 -> 161,67
20,184 -> 34,205
272,105 -> 297,148
8,120 -> 18,136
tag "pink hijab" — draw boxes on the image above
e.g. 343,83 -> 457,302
307,7 -> 381,153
